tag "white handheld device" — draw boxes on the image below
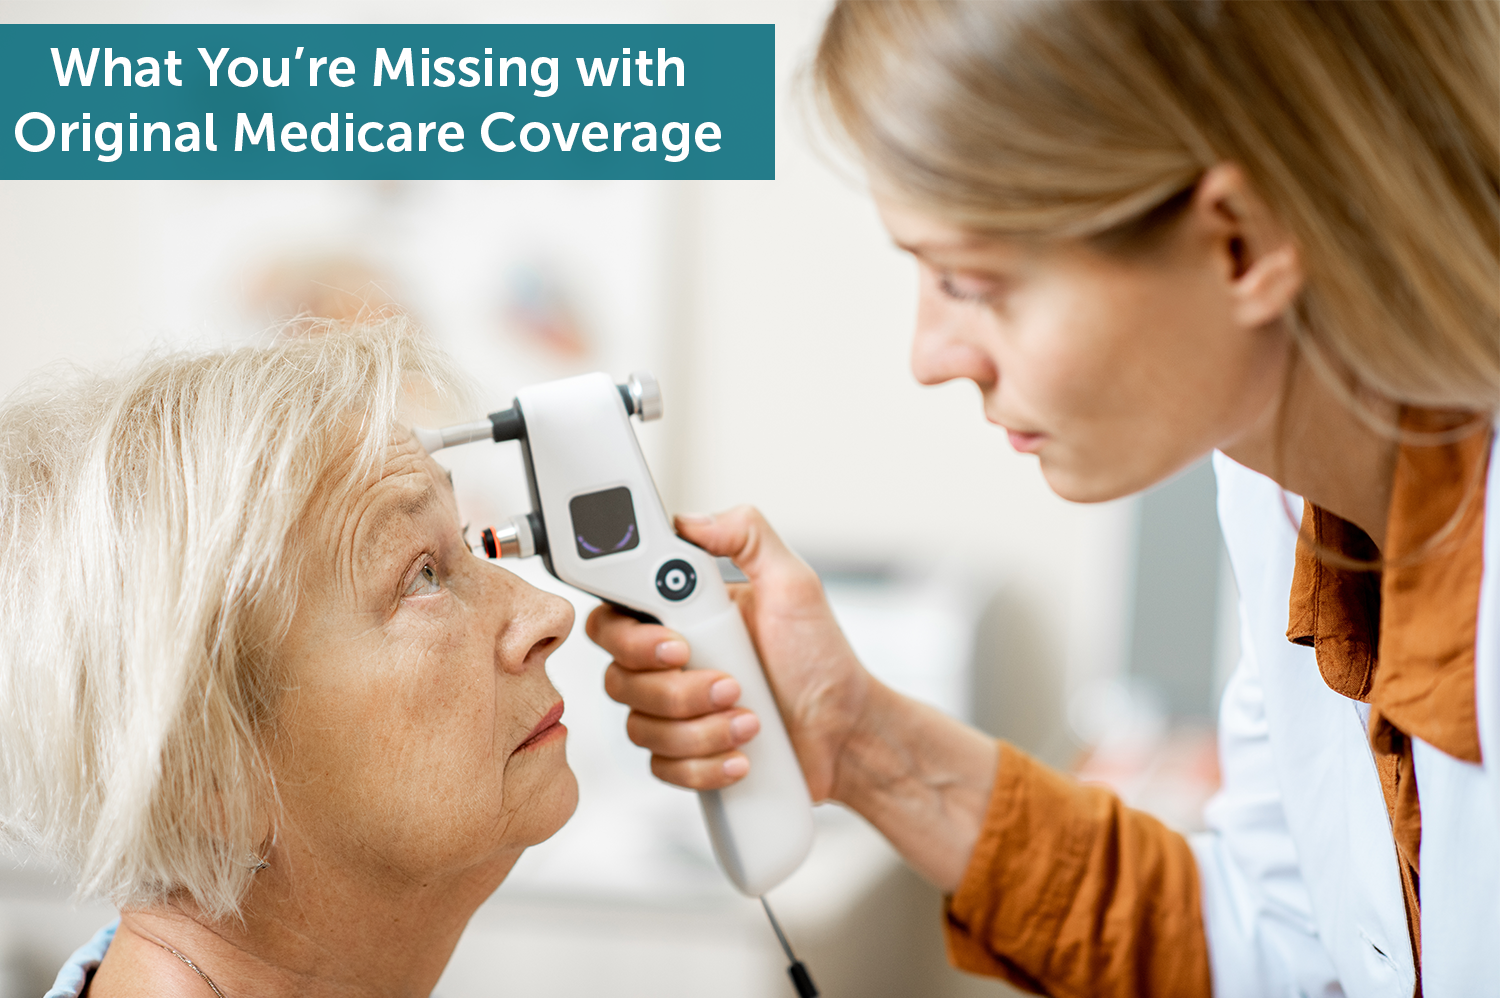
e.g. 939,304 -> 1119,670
416,372 -> 814,898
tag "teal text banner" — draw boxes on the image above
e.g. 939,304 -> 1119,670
2,24 -> 774,179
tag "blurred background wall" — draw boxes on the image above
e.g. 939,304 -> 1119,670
0,2 -> 1233,996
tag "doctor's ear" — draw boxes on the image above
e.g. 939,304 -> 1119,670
1191,162 -> 1304,329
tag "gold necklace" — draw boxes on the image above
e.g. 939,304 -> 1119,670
155,940 -> 225,998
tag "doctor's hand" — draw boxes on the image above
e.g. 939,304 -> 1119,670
587,506 -> 873,801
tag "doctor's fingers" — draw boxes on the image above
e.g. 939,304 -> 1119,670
627,708 -> 760,759
651,749 -> 752,791
604,660 -> 742,717
586,603 -> 690,670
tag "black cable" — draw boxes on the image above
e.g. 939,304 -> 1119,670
761,897 -> 819,998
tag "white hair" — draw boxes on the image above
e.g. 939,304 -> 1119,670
0,319 -> 466,920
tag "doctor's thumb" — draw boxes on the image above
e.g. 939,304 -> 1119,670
674,506 -> 802,583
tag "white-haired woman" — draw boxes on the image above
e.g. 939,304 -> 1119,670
0,325 -> 577,997
594,2 -> 1498,996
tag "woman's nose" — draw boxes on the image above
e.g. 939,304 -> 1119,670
491,571 -> 576,675
909,277 -> 999,389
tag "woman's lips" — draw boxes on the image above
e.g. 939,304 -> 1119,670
515,701 -> 566,753
1006,429 -> 1046,454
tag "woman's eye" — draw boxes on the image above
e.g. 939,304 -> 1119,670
403,561 -> 442,598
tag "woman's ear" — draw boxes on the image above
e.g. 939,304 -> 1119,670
1194,162 -> 1304,329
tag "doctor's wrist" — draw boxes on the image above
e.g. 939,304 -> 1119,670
826,681 -> 1000,890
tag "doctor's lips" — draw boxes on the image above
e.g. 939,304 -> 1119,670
515,701 -> 566,752
984,410 -> 1046,453
1001,425 -> 1047,454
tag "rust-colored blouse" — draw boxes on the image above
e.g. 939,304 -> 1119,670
1285,415 -> 1488,985
944,421 -> 1489,997
945,744 -> 1211,995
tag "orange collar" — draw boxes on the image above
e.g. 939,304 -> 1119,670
1286,411 -> 1489,764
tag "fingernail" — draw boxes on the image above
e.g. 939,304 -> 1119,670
676,512 -> 713,524
730,713 -> 760,742
709,678 -> 741,708
723,756 -> 750,779
655,640 -> 689,666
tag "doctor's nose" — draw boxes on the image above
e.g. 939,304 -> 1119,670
909,282 -> 999,390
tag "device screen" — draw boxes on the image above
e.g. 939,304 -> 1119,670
570,486 -> 640,559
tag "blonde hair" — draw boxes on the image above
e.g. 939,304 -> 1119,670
814,0 -> 1499,412
0,320 -> 464,920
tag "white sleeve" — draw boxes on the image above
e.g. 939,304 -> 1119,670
1188,610 -> 1345,998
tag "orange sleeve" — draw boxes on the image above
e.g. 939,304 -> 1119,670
944,743 -> 1212,997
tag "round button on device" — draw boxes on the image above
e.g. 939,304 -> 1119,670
655,559 -> 697,601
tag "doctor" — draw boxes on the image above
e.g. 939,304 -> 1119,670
590,3 -> 1499,996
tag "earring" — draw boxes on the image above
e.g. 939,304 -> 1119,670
246,824 -> 277,872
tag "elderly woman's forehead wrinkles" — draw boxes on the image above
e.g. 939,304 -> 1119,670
319,440 -> 440,589
359,481 -> 438,553
373,485 -> 440,546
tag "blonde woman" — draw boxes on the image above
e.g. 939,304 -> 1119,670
0,325 -> 577,997
593,2 -> 1499,995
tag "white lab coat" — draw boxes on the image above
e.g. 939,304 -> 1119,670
1193,439 -> 1500,998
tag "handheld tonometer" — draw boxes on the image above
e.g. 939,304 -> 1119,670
414,372 -> 816,899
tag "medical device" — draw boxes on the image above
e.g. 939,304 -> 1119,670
415,371 -> 816,875
417,372 -> 819,995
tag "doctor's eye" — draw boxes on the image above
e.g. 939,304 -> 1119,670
937,270 -> 995,304
403,560 -> 442,598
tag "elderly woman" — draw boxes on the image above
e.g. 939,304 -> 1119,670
0,324 -> 577,997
